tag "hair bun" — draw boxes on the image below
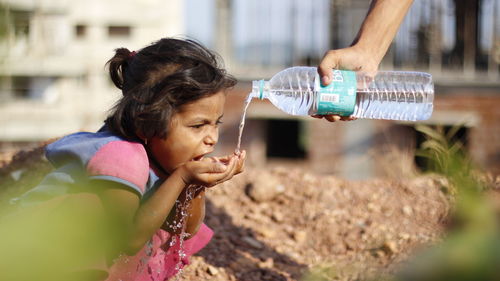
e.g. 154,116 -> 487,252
106,48 -> 134,90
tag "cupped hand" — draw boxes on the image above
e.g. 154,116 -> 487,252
177,150 -> 246,187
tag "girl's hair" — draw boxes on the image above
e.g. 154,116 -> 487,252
105,38 -> 236,141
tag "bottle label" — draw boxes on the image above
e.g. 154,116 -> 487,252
315,70 -> 357,116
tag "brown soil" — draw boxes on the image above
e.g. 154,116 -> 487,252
180,167 -> 453,281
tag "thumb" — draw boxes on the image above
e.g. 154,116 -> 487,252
318,51 -> 339,86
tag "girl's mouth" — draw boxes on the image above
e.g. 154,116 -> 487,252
192,155 -> 204,161
191,150 -> 214,161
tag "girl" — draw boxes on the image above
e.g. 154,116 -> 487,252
13,38 -> 245,281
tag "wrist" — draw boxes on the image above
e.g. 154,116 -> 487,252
349,43 -> 381,73
172,165 -> 192,187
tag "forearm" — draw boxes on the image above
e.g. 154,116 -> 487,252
128,171 -> 187,252
184,191 -> 206,237
161,188 -> 205,236
352,0 -> 413,65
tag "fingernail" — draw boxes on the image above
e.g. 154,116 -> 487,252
321,76 -> 330,86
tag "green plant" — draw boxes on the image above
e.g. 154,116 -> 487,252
392,125 -> 500,281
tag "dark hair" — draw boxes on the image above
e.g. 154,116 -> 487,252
105,38 -> 236,141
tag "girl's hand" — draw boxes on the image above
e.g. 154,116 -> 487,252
176,150 -> 246,187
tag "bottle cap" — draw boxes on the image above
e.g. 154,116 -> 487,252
258,80 -> 264,99
251,80 -> 266,99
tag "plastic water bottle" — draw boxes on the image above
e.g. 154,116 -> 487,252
250,66 -> 434,121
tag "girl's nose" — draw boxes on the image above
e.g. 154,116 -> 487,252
204,127 -> 218,146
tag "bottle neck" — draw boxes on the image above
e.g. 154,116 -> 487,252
251,80 -> 269,99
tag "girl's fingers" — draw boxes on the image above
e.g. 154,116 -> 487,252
203,156 -> 236,186
214,155 -> 232,165
195,161 -> 227,174
218,156 -> 238,182
235,150 -> 246,175
195,152 -> 246,186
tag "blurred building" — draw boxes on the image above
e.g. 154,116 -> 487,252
1,0 -> 499,178
0,0 -> 183,152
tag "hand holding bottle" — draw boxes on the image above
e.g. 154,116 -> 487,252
315,0 -> 414,122
313,46 -> 377,122
318,46 -> 379,87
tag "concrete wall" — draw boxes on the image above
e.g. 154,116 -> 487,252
0,0 -> 184,144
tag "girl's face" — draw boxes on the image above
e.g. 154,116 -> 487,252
149,91 -> 226,174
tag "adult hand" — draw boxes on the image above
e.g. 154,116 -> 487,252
315,0 -> 414,122
318,45 -> 379,86
313,45 -> 380,122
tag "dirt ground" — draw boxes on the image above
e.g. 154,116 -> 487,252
1,147 -> 498,281
179,166 -> 456,281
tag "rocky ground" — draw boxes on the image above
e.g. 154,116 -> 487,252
180,167 -> 454,281
1,146 -> 498,281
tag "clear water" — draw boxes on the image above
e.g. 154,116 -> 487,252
235,94 -> 253,153
265,89 -> 316,116
352,90 -> 433,121
166,185 -> 202,280
128,185 -> 203,280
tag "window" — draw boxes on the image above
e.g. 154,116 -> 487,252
108,25 -> 131,38
11,76 -> 30,98
11,10 -> 31,37
266,119 -> 307,159
75,24 -> 87,38
0,76 -> 56,100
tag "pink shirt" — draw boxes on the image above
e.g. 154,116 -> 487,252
106,224 -> 213,281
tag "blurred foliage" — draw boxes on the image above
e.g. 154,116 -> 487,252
0,3 -> 7,40
390,124 -> 500,281
0,143 -> 124,281
0,193 -> 116,281
302,263 -> 339,281
0,142 -> 53,214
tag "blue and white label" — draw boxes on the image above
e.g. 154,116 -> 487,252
315,70 -> 357,116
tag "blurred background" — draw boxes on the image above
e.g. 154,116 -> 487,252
0,0 -> 499,180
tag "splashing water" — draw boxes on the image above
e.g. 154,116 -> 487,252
167,184 -> 204,280
131,184 -> 205,281
235,93 -> 253,154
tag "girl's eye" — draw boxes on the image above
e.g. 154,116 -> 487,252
191,124 -> 204,129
